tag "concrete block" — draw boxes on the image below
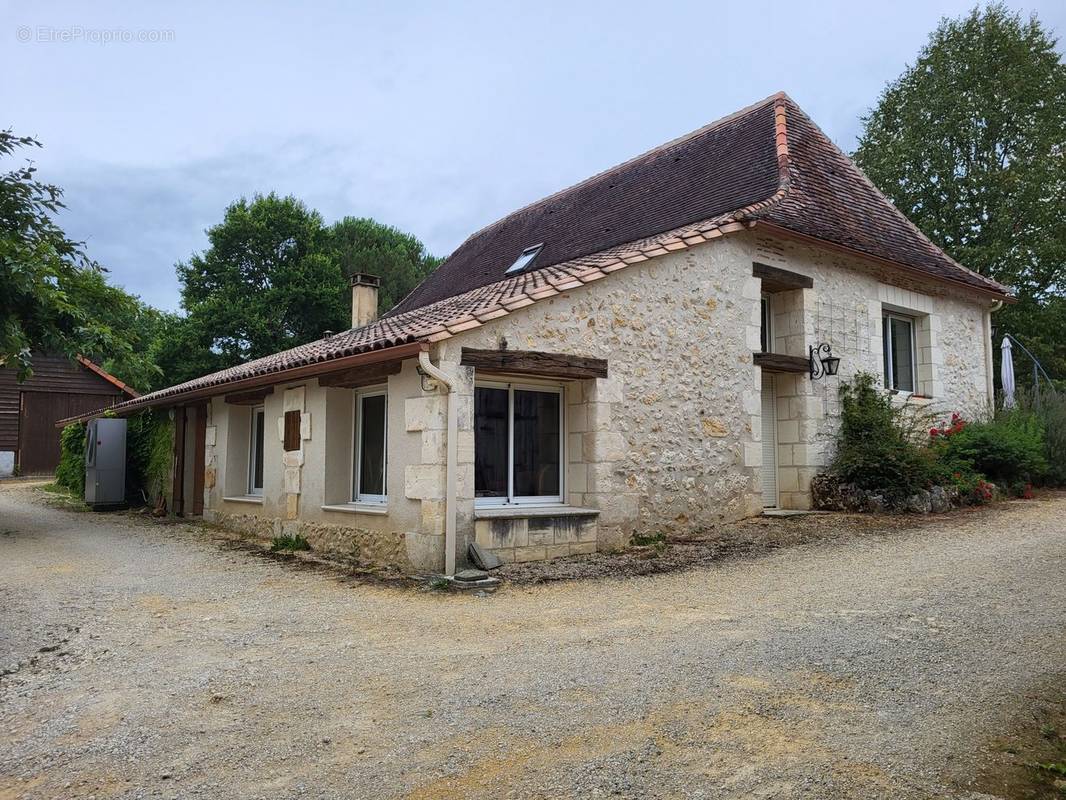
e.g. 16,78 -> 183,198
591,377 -> 623,404
420,499 -> 445,536
584,431 -> 627,463
586,402 -> 613,432
405,531 -> 444,573
545,544 -> 570,560
526,523 -> 555,546
567,404 -> 589,433
570,541 -> 597,555
404,396 -> 446,432
777,467 -> 799,493
568,462 -> 588,494
404,464 -> 445,500
515,546 -> 547,562
743,443 -> 762,468
474,517 -> 528,549
777,420 -> 800,444
594,492 -> 639,525
283,467 -> 301,494
420,430 -> 445,464
492,548 -> 516,564
456,430 -> 475,465
568,433 -> 584,463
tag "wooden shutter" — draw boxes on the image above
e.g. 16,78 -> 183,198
283,410 -> 301,452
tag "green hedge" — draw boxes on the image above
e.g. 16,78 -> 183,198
54,422 -> 87,495
933,413 -> 1047,492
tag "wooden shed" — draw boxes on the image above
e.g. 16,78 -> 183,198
0,355 -> 138,477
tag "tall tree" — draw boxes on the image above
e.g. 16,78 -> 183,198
0,129 -> 159,387
173,193 -> 350,383
854,4 -> 1066,380
327,216 -> 442,313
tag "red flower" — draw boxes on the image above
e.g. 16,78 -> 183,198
930,427 -> 940,437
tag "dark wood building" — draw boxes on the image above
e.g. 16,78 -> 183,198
0,356 -> 138,476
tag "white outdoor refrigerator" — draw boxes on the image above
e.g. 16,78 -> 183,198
84,417 -> 127,510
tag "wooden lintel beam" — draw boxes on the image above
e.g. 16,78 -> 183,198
317,360 -> 402,388
752,262 -> 814,291
225,386 -> 274,405
460,348 -> 608,380
753,352 -> 810,374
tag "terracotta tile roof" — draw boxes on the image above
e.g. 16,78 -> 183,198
75,356 -> 140,397
71,92 -> 1009,420
752,96 -> 1005,296
391,96 -> 783,314
394,92 -> 1006,315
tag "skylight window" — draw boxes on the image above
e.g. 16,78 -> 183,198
505,243 -> 544,275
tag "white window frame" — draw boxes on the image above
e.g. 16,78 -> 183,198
474,380 -> 565,508
760,292 -> 773,354
351,387 -> 388,505
248,405 -> 265,496
883,312 -> 918,394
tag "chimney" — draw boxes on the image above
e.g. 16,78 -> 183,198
350,273 -> 380,329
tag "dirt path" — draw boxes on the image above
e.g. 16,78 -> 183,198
2,483 -> 1065,799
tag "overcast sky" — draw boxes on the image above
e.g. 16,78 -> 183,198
4,0 -> 1064,312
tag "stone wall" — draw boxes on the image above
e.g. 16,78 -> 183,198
194,227 -> 998,568
206,509 -> 408,570
752,231 -> 996,499
440,233 -> 765,545
473,512 -> 599,563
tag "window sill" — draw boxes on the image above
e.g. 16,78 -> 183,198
887,390 -> 935,406
222,495 -> 263,505
321,503 -> 388,516
474,505 -> 600,520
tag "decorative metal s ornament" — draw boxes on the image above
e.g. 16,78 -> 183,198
809,343 -> 841,380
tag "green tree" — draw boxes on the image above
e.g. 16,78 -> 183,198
327,216 -> 441,313
59,266 -> 164,392
173,193 -> 350,383
854,4 -> 1066,379
0,129 -> 159,388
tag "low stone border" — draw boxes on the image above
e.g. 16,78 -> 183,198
810,473 -> 973,514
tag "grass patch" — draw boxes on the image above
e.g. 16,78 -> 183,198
270,533 -> 311,552
972,684 -> 1066,799
630,531 -> 667,556
36,482 -> 89,512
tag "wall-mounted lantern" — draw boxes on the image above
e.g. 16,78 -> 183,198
809,343 -> 840,380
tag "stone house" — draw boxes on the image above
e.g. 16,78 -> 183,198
66,93 -> 1010,574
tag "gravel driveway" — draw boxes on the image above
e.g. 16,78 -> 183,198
2,483 -> 1065,800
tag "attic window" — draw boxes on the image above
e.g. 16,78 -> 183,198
505,244 -> 543,275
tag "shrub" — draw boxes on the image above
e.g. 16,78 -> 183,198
126,410 -> 174,504
54,423 -> 87,496
831,373 -> 941,503
934,413 -> 1047,491
271,533 -> 311,552
1014,389 -> 1066,486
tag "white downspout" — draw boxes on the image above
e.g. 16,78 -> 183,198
418,350 -> 458,576
985,300 -> 1004,410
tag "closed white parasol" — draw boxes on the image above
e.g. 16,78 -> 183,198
1001,336 -> 1016,409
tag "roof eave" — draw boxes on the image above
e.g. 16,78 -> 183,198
752,221 -> 1014,304
54,340 -> 430,427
